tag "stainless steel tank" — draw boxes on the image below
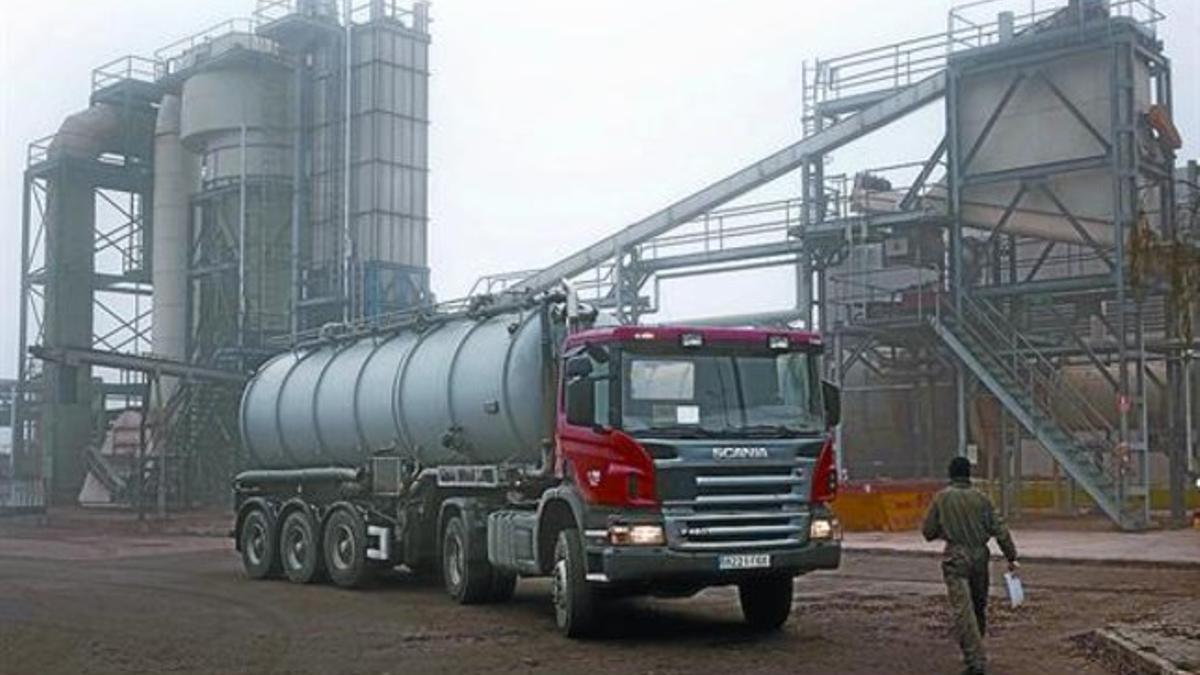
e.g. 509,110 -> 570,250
240,309 -> 549,469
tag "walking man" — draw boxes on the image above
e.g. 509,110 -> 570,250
922,456 -> 1019,675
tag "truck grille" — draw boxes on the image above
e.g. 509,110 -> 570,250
660,462 -> 810,551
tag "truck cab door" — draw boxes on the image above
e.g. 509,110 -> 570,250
558,348 -> 614,493
558,347 -> 656,508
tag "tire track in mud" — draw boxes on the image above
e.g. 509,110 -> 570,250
824,571 -> 1200,600
0,558 -> 295,674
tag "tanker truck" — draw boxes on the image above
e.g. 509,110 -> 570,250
232,294 -> 841,636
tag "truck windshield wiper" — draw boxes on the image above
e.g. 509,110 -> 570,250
628,425 -> 718,439
734,424 -> 808,438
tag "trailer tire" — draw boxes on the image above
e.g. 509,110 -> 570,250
280,510 -> 325,584
488,570 -> 518,603
738,575 -> 793,630
552,528 -> 596,638
323,507 -> 372,589
441,515 -> 492,604
239,508 -> 280,580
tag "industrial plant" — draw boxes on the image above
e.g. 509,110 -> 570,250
2,0 -> 1196,538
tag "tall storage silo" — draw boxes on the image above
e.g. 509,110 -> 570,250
349,2 -> 432,318
263,1 -> 432,331
176,38 -> 296,353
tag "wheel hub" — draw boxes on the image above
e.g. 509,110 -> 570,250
287,529 -> 306,569
246,524 -> 265,566
445,536 -> 463,589
332,524 -> 355,570
552,558 -> 568,623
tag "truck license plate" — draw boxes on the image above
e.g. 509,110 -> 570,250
718,554 -> 771,570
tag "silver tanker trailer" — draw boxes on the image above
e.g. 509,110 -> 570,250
232,294 -> 842,636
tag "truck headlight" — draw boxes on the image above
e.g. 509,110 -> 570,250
609,524 -> 665,546
809,517 -> 840,541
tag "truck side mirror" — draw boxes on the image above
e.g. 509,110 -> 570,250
822,380 -> 841,428
565,377 -> 595,427
565,357 -> 593,381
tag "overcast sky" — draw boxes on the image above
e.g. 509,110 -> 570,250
0,0 -> 1196,379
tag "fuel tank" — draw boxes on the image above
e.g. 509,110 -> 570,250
239,309 -> 551,469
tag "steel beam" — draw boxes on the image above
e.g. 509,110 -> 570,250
30,346 -> 247,385
515,71 -> 948,295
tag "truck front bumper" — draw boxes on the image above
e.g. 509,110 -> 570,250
588,540 -> 841,585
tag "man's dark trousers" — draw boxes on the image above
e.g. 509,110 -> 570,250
942,544 -> 990,670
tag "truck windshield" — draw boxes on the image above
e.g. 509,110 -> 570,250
620,346 -> 824,438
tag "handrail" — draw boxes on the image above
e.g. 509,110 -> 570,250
960,293 -> 1116,440
91,55 -> 164,93
804,0 -> 1164,125
946,292 -> 1123,487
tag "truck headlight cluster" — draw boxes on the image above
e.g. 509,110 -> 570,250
609,524 -> 665,546
809,517 -> 841,541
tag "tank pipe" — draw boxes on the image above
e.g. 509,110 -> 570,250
291,54 -> 306,341
234,467 -> 362,488
342,0 -> 354,322
294,291 -> 567,351
536,300 -> 557,478
239,122 -> 248,349
15,174 -> 31,461
1187,355 -> 1195,474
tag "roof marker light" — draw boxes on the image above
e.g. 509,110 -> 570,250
769,335 -> 790,350
681,333 -> 703,348
634,331 -> 656,341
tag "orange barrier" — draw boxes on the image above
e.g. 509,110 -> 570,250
833,480 -> 942,532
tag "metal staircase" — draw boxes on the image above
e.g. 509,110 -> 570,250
929,294 -> 1148,531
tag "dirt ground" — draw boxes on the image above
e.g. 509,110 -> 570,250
0,514 -> 1196,675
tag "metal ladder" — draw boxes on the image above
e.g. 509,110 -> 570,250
929,294 -> 1148,530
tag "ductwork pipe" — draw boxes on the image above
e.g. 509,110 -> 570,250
47,104 -> 125,160
43,102 -> 150,503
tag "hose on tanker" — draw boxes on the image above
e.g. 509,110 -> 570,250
233,467 -> 363,489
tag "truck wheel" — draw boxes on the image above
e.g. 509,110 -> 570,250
488,570 -> 518,603
738,575 -> 794,630
323,507 -> 372,588
280,510 -> 325,584
442,515 -> 492,604
552,528 -> 596,638
240,508 -> 280,580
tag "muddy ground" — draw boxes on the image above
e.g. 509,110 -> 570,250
0,515 -> 1196,675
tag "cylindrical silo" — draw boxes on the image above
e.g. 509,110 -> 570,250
180,58 -> 295,344
152,94 -> 199,397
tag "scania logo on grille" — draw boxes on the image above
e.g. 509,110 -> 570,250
712,446 -> 769,460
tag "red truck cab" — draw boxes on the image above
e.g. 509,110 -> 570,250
542,324 -> 842,634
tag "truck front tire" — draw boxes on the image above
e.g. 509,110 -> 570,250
239,508 -> 280,580
552,528 -> 597,638
323,507 -> 372,588
738,575 -> 794,630
280,510 -> 325,584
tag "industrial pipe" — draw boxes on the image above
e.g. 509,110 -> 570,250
151,95 -> 198,400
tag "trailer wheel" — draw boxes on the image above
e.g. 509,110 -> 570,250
738,575 -> 793,630
441,515 -> 492,604
552,528 -> 596,638
280,510 -> 325,584
239,508 -> 280,580
323,507 -> 372,589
